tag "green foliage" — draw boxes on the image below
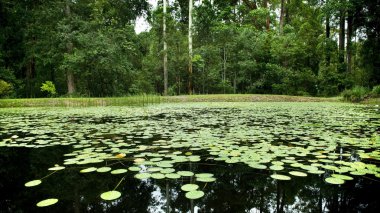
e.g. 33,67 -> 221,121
40,81 -> 57,97
341,86 -> 369,102
0,80 -> 13,97
371,85 -> 380,97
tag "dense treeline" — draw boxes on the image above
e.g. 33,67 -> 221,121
0,0 -> 379,97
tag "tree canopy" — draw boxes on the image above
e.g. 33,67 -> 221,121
0,0 -> 379,97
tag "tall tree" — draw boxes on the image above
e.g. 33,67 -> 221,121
338,0 -> 345,66
188,0 -> 193,94
279,0 -> 285,34
163,0 -> 168,95
65,0 -> 75,94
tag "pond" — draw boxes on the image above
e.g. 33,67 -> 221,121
0,102 -> 379,212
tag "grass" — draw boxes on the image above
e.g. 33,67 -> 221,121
163,94 -> 340,103
0,94 -> 363,108
0,95 -> 162,108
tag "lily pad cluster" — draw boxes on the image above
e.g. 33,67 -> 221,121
1,102 -> 379,206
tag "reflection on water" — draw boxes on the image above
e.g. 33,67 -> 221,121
0,146 -> 379,213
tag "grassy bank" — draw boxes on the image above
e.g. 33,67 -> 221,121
163,94 -> 340,103
0,94 -> 342,108
0,95 -> 161,108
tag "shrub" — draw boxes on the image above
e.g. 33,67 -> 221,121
40,81 -> 57,97
371,85 -> 380,97
341,86 -> 369,102
0,79 -> 12,97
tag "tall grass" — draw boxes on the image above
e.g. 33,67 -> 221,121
0,94 -> 162,108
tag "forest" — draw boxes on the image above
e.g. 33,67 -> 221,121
0,0 -> 379,98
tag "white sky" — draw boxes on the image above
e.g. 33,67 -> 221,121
134,0 -> 158,34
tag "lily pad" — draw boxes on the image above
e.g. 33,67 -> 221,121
177,171 -> 194,177
36,198 -> 58,207
270,174 -> 291,180
331,174 -> 353,180
80,167 -> 97,173
289,171 -> 307,177
25,180 -> 42,187
185,190 -> 205,199
100,190 -> 121,201
111,169 -> 128,174
181,184 -> 199,191
97,167 -> 112,173
135,173 -> 151,179
325,177 -> 345,185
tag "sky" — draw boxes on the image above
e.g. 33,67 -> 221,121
134,0 -> 158,34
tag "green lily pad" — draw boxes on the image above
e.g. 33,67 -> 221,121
325,177 -> 345,184
100,190 -> 121,200
165,173 -> 181,179
80,167 -> 97,173
97,167 -> 112,173
135,173 -> 151,179
270,165 -> 284,171
177,171 -> 194,177
185,190 -> 205,199
196,177 -> 216,182
270,174 -> 291,180
195,173 -> 214,178
110,169 -> 128,174
151,173 -> 165,179
181,184 -> 199,191
289,171 -> 307,177
48,166 -> 65,171
128,166 -> 141,171
331,174 -> 353,180
36,198 -> 58,207
25,180 -> 42,187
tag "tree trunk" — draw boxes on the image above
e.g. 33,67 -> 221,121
280,0 -> 285,34
163,0 -> 168,95
285,0 -> 290,25
338,1 -> 345,65
347,12 -> 353,73
65,0 -> 75,94
326,0 -> 331,66
264,0 -> 270,31
188,0 -> 193,95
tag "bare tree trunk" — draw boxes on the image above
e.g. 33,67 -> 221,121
223,47 -> 227,94
65,0 -> 75,94
163,0 -> 168,95
188,0 -> 193,95
264,0 -> 270,31
338,1 -> 345,65
326,0 -> 331,66
347,12 -> 353,73
280,0 -> 285,34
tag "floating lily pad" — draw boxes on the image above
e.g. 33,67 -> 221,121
128,166 -> 142,171
331,174 -> 353,180
100,190 -> 121,200
270,165 -> 284,171
97,167 -> 112,173
36,198 -> 58,207
270,174 -> 291,180
181,184 -> 199,191
196,177 -> 216,182
135,173 -> 151,179
185,190 -> 204,199
289,171 -> 307,177
110,169 -> 128,174
166,173 -> 181,179
325,177 -> 345,184
195,173 -> 214,178
151,173 -> 165,179
25,180 -> 42,187
48,166 -> 65,171
80,167 -> 97,173
177,171 -> 194,177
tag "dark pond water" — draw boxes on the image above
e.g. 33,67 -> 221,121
0,103 -> 379,213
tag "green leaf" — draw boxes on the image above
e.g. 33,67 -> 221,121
185,190 -> 205,199
110,169 -> 128,174
270,174 -> 291,180
289,171 -> 307,177
36,198 -> 58,207
25,180 -> 42,187
100,191 -> 121,201
325,177 -> 345,184
181,184 -> 199,191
